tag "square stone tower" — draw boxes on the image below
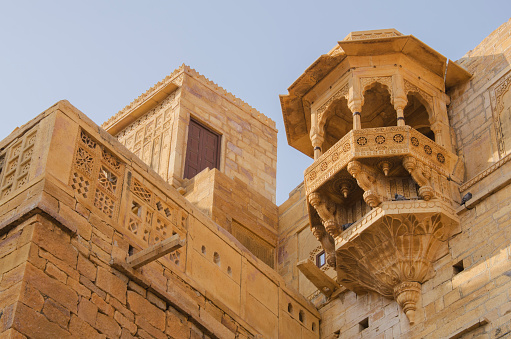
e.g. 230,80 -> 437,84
102,65 -> 279,268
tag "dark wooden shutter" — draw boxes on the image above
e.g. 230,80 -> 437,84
184,119 -> 220,179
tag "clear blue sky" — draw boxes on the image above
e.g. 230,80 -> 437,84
0,1 -> 509,204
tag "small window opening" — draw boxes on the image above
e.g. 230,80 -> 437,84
227,266 -> 232,276
316,251 -> 326,268
359,317 -> 369,332
453,260 -> 464,275
131,201 -> 142,217
201,246 -> 206,255
287,303 -> 293,313
312,322 -> 317,332
299,310 -> 305,323
213,252 -> 220,266
156,201 -> 162,210
128,245 -> 135,256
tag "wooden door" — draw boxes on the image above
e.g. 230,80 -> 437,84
184,119 -> 220,179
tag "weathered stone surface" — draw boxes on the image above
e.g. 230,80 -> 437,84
12,302 -> 73,339
96,312 -> 121,338
68,315 -> 102,339
77,254 -> 97,281
114,311 -> 137,335
23,262 -> 78,313
78,298 -> 98,326
135,315 -> 167,339
127,291 -> 166,331
96,267 -> 127,304
31,220 -> 78,268
42,298 -> 71,329
18,282 -> 44,312
166,309 -> 190,338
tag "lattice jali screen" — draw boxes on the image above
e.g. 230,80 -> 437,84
126,176 -> 188,271
116,92 -> 177,180
1,127 -> 38,199
69,129 -> 125,220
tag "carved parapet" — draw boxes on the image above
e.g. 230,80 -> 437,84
347,160 -> 382,207
303,126 -> 457,196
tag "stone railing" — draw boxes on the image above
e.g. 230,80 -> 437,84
304,126 -> 457,195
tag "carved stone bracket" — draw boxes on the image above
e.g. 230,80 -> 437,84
347,160 -> 382,207
310,220 -> 336,268
308,192 -> 342,238
402,156 -> 435,200
335,209 -> 459,324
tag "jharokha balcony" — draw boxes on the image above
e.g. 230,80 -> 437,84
304,125 -> 461,324
280,29 -> 471,323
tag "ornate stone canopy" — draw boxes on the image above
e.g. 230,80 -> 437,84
280,29 -> 471,159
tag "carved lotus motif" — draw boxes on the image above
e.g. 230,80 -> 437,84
335,201 -> 459,324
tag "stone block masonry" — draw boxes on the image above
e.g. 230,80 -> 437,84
105,65 -> 278,204
0,100 -> 317,338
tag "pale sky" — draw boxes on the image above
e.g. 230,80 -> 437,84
0,1 -> 509,204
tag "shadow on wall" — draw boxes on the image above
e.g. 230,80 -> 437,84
447,53 -> 510,181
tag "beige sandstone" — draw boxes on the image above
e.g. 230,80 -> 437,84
1,19 -> 511,339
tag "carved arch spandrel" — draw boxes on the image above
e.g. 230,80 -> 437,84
403,80 -> 436,122
316,83 -> 350,130
360,76 -> 394,106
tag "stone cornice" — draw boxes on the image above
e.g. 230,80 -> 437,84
183,66 -> 276,130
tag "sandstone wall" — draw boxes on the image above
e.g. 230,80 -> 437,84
449,18 -> 511,180
276,19 -> 511,339
277,183 -> 335,305
0,101 -> 317,339
113,66 -> 278,203
179,68 -> 278,202
184,168 -> 278,268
